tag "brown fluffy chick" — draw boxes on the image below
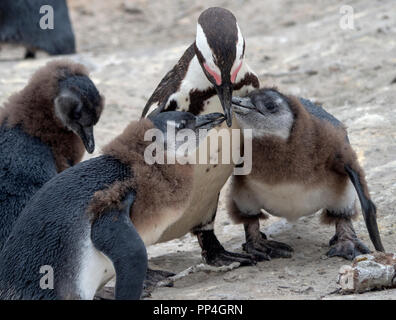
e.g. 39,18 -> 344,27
0,59 -> 104,247
228,88 -> 384,261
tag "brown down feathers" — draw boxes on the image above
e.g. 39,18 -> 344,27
0,59 -> 102,172
87,119 -> 194,230
228,92 -> 371,224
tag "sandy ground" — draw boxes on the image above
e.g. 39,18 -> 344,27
0,0 -> 395,299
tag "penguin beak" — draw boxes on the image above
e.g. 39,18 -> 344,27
195,112 -> 225,130
215,83 -> 233,127
77,125 -> 95,154
232,96 -> 255,115
232,96 -> 255,109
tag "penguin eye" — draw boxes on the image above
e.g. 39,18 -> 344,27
266,101 -> 278,112
177,120 -> 186,129
71,108 -> 82,120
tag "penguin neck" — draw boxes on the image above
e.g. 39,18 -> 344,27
0,83 -> 85,172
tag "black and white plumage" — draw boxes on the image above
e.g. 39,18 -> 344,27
141,7 -> 259,125
141,7 -> 260,267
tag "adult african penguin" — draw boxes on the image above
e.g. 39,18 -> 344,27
228,88 -> 385,260
141,7 -> 260,267
0,0 -> 75,58
0,111 -> 225,299
0,59 -> 104,248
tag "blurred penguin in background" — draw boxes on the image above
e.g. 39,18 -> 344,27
0,0 -> 76,58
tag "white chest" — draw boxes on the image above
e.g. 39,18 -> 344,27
76,234 -> 115,300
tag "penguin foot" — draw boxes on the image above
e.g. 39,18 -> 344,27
196,229 -> 256,267
243,220 -> 293,261
143,268 -> 176,296
327,218 -> 371,260
242,233 -> 294,261
203,248 -> 257,267
327,235 -> 370,260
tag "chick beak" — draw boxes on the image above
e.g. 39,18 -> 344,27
232,96 -> 255,109
77,126 -> 95,154
195,112 -> 226,130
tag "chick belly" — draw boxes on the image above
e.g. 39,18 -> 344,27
243,178 -> 356,221
157,162 -> 234,243
156,119 -> 240,243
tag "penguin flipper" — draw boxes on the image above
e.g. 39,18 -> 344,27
344,164 -> 385,252
91,191 -> 148,300
141,44 -> 196,118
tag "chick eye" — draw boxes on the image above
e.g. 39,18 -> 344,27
266,101 -> 278,112
177,120 -> 186,129
71,108 -> 82,120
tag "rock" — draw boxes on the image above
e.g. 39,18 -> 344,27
338,252 -> 396,293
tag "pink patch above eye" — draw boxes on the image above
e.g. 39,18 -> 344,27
204,63 -> 222,86
231,61 -> 243,83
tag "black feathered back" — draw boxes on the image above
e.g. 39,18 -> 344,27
0,123 -> 57,249
0,155 -> 131,299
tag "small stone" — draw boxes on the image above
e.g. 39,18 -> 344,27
283,21 -> 296,27
301,286 -> 314,294
278,285 -> 289,289
122,1 -> 143,15
317,269 -> 326,275
306,70 -> 318,76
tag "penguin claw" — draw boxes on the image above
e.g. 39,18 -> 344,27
242,245 -> 271,261
242,236 -> 294,261
327,238 -> 371,260
204,249 -> 257,267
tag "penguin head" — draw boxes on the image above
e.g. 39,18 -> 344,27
54,75 -> 104,153
149,111 -> 225,158
194,7 -> 245,127
232,89 -> 294,140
